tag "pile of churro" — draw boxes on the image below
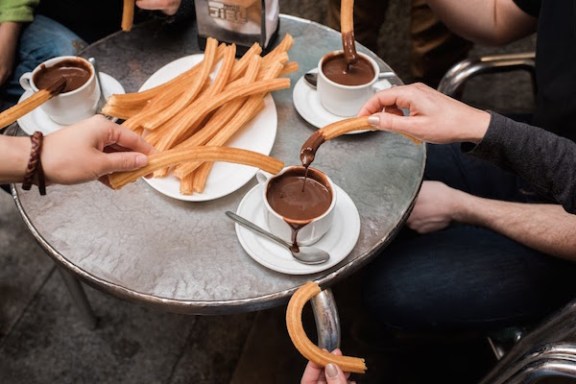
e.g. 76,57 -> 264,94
104,34 -> 295,194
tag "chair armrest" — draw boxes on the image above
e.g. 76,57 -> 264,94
437,52 -> 536,98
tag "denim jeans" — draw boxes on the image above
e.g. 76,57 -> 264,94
0,15 -> 86,111
363,143 -> 576,332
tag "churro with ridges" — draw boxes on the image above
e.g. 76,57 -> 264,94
141,38 -> 220,130
154,78 -> 290,151
286,281 -> 367,374
108,146 -> 284,190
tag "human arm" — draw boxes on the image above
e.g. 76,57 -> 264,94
135,0 -> 182,16
0,0 -> 39,86
410,181 -> 576,260
0,115 -> 154,186
0,22 -> 21,87
301,349 -> 352,384
359,83 -> 576,213
424,0 -> 537,45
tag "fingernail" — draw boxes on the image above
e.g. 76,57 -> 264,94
367,114 -> 380,127
135,154 -> 148,167
325,363 -> 338,378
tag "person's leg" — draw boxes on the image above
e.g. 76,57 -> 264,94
424,143 -> 529,202
326,0 -> 389,54
0,15 -> 87,111
363,224 -> 576,332
410,0 -> 473,88
362,143 -> 575,332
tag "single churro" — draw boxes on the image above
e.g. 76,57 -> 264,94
0,78 -> 66,129
286,281 -> 367,374
108,146 -> 284,189
121,0 -> 135,31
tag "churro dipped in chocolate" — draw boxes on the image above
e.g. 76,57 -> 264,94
0,78 -> 66,129
340,0 -> 358,66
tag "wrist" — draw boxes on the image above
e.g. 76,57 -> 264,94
466,109 -> 491,143
0,135 -> 30,183
450,189 -> 476,223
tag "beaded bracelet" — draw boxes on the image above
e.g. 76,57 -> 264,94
21,131 -> 46,195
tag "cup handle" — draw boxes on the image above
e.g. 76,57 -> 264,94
256,170 -> 272,184
371,78 -> 392,94
19,72 -> 34,92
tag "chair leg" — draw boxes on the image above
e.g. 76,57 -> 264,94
57,266 -> 98,329
310,288 -> 341,352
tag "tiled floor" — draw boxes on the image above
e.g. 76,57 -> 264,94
0,1 -> 537,383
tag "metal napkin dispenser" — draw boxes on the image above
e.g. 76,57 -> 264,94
195,0 -> 280,55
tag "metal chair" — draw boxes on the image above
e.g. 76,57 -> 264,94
437,51 -> 536,98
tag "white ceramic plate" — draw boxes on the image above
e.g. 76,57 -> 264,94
17,73 -> 124,135
234,183 -> 360,275
140,55 -> 278,202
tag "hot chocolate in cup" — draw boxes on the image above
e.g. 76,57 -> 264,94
19,56 -> 100,126
317,50 -> 388,117
257,166 -> 337,246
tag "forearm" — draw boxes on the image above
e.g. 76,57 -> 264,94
425,0 -> 537,45
454,195 -> 576,260
466,112 -> 576,213
0,136 -> 31,183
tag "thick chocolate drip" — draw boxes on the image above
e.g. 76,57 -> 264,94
300,130 -> 326,169
341,31 -> 358,66
34,59 -> 91,93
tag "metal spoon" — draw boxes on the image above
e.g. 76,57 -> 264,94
304,70 -> 397,89
225,211 -> 330,265
88,57 -> 109,116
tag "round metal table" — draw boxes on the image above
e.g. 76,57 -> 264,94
13,15 -> 425,318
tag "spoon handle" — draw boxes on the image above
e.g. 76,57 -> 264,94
225,211 -> 292,249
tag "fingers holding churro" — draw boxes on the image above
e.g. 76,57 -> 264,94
108,146 -> 284,189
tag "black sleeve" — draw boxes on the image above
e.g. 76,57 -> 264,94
512,0 -> 541,17
462,111 -> 576,214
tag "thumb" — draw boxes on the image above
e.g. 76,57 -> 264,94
367,112 -> 423,145
103,152 -> 149,173
325,363 -> 348,384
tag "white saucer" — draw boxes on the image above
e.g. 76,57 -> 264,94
292,68 -> 392,132
17,73 -> 125,135
234,183 -> 361,275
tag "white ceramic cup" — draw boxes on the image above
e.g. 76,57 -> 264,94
257,166 -> 337,246
317,50 -> 389,117
19,56 -> 100,126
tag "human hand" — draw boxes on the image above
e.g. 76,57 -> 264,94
0,22 -> 23,87
358,82 -> 491,145
136,0 -> 182,16
41,115 -> 154,187
301,349 -> 353,384
407,180 -> 470,233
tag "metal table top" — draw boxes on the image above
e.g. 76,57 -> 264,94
13,15 -> 425,315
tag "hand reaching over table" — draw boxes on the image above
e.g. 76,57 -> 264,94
42,115 -> 154,186
358,82 -> 491,144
